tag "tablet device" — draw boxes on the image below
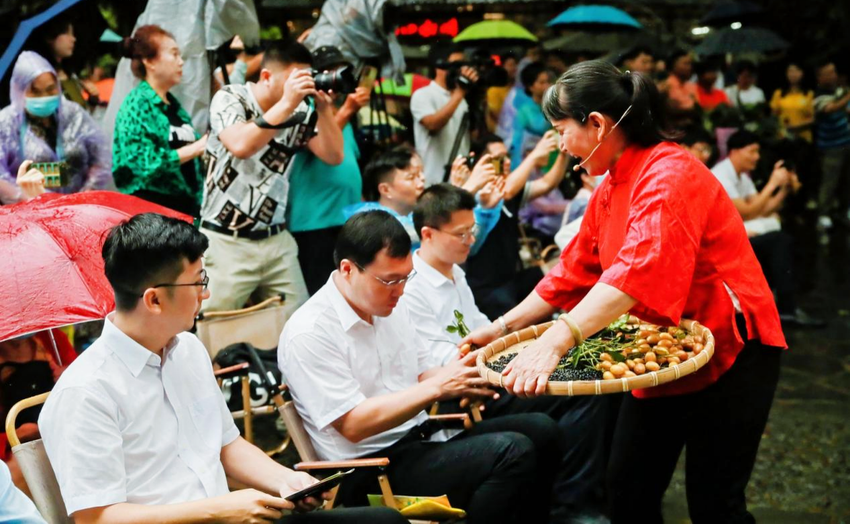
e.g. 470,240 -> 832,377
285,469 -> 354,502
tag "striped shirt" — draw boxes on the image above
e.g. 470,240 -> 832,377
813,88 -> 850,150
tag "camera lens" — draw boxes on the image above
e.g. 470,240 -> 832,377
312,65 -> 357,95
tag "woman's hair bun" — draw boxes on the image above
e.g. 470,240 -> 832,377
121,36 -> 136,59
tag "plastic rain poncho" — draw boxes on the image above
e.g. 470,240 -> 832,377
303,0 -> 406,84
0,51 -> 112,205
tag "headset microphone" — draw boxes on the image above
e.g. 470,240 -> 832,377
571,105 -> 633,172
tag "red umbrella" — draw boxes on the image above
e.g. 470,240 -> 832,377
0,191 -> 191,347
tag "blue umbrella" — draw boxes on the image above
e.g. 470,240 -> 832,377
548,5 -> 643,30
0,0 -> 87,82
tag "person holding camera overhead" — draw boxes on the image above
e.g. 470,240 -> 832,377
112,25 -> 208,217
411,44 -> 478,187
200,41 -> 343,315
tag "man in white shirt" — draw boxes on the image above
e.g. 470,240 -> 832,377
711,131 -> 823,328
725,60 -> 766,109
279,210 -> 563,523
410,44 -> 478,186
404,183 -> 620,522
39,213 -> 404,524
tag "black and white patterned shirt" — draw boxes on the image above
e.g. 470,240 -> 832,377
201,83 -> 317,231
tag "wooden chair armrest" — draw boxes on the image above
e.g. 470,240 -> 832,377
540,244 -> 561,260
295,458 -> 390,471
199,295 -> 283,320
213,362 -> 250,379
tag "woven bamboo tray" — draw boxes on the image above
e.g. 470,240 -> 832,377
476,319 -> 715,396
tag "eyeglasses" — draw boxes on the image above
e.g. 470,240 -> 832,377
353,262 -> 417,287
435,224 -> 480,245
138,269 -> 209,298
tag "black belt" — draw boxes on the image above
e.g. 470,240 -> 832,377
200,220 -> 286,240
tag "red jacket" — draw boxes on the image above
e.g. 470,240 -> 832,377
536,142 -> 786,397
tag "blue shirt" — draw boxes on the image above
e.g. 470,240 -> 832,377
287,124 -> 362,232
342,200 -> 502,254
510,102 -> 551,167
814,88 -> 850,150
0,460 -> 45,523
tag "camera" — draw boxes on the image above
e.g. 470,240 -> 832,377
312,64 -> 357,95
463,154 -> 507,175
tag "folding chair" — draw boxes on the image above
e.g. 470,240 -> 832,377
280,399 -> 468,523
4,392 -> 72,523
197,295 -> 291,456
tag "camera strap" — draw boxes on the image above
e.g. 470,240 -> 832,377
443,110 -> 470,183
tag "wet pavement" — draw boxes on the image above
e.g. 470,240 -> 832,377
257,222 -> 850,523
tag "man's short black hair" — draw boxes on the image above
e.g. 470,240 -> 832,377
668,49 -> 689,66
428,42 -> 462,69
362,147 -> 415,201
620,45 -> 654,65
472,133 -> 504,158
261,40 -> 313,69
735,60 -> 757,76
679,125 -> 713,147
334,210 -> 411,268
520,62 -> 547,95
413,183 -> 476,236
727,130 -> 759,152
102,213 -> 208,311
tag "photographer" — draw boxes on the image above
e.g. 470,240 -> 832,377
200,40 -> 343,315
411,44 -> 478,187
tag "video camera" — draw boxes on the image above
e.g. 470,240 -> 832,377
434,57 -> 497,89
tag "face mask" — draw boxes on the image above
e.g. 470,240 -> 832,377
573,105 -> 633,172
25,95 -> 60,118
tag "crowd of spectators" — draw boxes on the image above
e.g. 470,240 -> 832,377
1,14 -> 849,523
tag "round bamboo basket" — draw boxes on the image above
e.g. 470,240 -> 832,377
476,319 -> 715,395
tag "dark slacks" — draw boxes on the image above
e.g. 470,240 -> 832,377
482,393 -> 620,520
749,230 -> 797,314
471,266 -> 544,320
607,316 -> 782,524
283,507 -> 406,523
337,413 -> 561,524
292,226 -> 342,296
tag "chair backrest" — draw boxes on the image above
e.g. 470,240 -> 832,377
196,296 -> 287,359
279,401 -> 320,462
12,440 -> 72,523
5,392 -> 73,523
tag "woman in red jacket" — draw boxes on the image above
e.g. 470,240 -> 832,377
463,61 -> 786,524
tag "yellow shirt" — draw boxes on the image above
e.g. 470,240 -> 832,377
770,89 -> 814,142
486,86 -> 510,132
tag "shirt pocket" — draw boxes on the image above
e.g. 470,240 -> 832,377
189,394 -> 224,452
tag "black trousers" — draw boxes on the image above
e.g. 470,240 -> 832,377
466,393 -> 620,520
749,231 -> 796,314
607,316 -> 782,524
337,413 -> 561,524
471,266 -> 544,320
283,507 -> 406,523
292,226 -> 342,296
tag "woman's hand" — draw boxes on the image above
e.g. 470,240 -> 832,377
16,160 -> 46,200
501,322 -> 572,398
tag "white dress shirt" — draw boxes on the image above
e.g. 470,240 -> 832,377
401,252 -> 491,366
711,158 -> 781,236
278,274 -> 436,461
39,315 -> 239,516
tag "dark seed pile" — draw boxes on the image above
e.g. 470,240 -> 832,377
487,353 -> 603,381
